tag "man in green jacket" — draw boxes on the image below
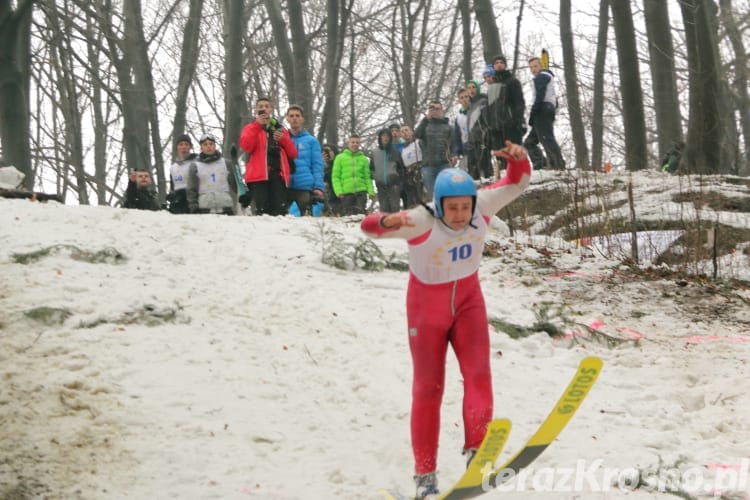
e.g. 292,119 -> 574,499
332,133 -> 374,215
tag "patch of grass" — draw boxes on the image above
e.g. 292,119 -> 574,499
317,221 -> 408,272
672,191 -> 750,213
78,303 -> 188,328
23,306 -> 72,326
11,244 -> 126,265
723,176 -> 750,188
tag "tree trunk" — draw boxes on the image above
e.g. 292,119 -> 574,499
85,10 -> 108,205
0,0 -> 34,190
459,0 -> 472,83
643,0 -> 683,160
223,0 -> 246,151
718,0 -> 749,175
609,0 -> 648,170
124,0 -> 165,202
473,0 -> 502,65
560,0 -> 590,170
46,2 -> 89,204
319,0 -> 352,145
590,0 -> 608,171
264,0 -> 313,121
287,0 -> 312,122
679,0 -> 723,174
175,0 -> 204,152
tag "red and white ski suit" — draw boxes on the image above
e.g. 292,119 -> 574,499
361,156 -> 531,475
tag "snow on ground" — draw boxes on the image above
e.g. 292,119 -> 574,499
1,169 -> 749,499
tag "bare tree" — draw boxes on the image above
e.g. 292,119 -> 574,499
718,0 -> 749,175
175,0 -> 204,151
590,0 -> 609,171
473,0 -> 502,65
560,0 -> 590,170
43,1 -> 89,204
643,0 -> 683,160
319,0 -> 353,146
223,0 -> 246,150
0,0 -> 34,189
679,0 -> 723,174
609,0 -> 648,170
264,0 -> 313,123
458,0 -> 472,83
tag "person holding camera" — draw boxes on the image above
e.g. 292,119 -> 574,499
285,104 -> 325,216
239,96 -> 298,216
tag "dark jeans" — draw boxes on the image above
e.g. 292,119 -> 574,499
340,192 -> 368,215
524,104 -> 564,170
250,175 -> 288,215
288,189 -> 313,215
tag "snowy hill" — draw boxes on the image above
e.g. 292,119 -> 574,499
1,169 -> 749,500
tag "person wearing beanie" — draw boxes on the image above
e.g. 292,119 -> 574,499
523,56 -> 565,170
482,63 -> 495,88
484,55 -> 526,174
168,134 -> 197,214
186,134 -> 238,214
465,77 -> 490,181
371,127 -> 404,213
466,80 -> 482,99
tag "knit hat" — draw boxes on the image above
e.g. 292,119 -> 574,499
482,64 -> 494,77
467,80 -> 482,92
494,54 -> 507,65
175,134 -> 192,147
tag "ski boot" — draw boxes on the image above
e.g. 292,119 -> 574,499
414,471 -> 439,498
463,448 -> 477,468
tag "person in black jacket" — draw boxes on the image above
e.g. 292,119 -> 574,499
487,55 -> 526,149
123,169 -> 160,211
414,101 -> 455,199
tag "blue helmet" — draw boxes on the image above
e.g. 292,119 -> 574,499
433,168 -> 477,218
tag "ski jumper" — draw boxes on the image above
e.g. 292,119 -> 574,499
361,155 -> 531,475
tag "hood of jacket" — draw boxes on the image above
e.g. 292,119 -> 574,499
377,128 -> 393,150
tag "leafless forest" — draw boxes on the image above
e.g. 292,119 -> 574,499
0,0 -> 748,205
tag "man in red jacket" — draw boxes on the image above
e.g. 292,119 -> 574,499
239,97 -> 298,215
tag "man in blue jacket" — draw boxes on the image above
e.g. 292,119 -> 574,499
287,105 -> 325,215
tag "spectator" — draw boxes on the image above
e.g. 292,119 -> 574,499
186,134 -> 238,215
390,123 -> 406,154
168,134 -> 197,214
487,55 -> 526,149
523,56 -> 565,170
414,100 -> 455,199
123,168 -> 160,211
453,88 -> 471,171
322,143 -> 341,215
400,124 -> 423,208
466,79 -> 482,100
360,142 -> 532,499
466,79 -> 491,180
286,105 -> 325,215
332,134 -> 374,215
661,141 -> 685,174
239,96 -> 298,215
371,128 -> 403,213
